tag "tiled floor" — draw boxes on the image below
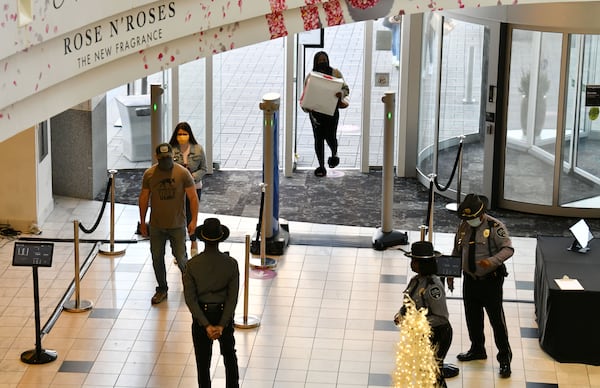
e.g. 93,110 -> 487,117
1,196 -> 599,387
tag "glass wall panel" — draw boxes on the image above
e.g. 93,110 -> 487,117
503,29 -> 561,205
417,15 -> 486,196
369,18 -> 401,167
436,18 -> 485,195
178,60 -> 206,148
417,13 -> 441,177
559,34 -> 600,208
213,39 -> 285,170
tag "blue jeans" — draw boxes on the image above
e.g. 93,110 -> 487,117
150,226 -> 188,292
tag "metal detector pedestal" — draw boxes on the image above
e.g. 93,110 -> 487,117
250,222 -> 289,257
371,91 -> 409,251
372,228 -> 409,251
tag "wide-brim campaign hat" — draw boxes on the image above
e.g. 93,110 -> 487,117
404,240 -> 442,259
457,193 -> 488,220
195,218 -> 230,243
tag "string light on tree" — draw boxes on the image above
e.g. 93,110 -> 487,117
392,295 -> 439,387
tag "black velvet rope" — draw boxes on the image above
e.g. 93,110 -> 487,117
433,140 -> 463,192
425,140 -> 464,229
78,177 -> 112,234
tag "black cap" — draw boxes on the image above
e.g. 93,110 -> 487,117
155,143 -> 173,159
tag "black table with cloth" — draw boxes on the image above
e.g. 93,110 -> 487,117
534,236 -> 600,365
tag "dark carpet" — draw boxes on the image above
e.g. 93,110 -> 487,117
102,168 -> 599,238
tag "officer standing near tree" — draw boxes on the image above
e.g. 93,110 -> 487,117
452,193 -> 513,378
395,240 -> 459,387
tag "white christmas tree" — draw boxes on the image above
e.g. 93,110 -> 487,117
392,295 -> 439,387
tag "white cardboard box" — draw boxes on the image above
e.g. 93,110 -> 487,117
300,71 -> 344,116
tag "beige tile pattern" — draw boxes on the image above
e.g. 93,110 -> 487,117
0,196 -> 593,387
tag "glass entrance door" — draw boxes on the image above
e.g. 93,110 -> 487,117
503,29 -> 562,206
417,14 -> 496,201
501,28 -> 600,215
559,34 -> 600,208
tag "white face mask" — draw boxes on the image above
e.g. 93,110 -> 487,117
467,218 -> 482,227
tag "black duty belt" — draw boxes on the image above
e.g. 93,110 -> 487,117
201,303 -> 224,312
464,264 -> 507,281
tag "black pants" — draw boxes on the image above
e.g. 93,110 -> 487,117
185,188 -> 202,241
462,274 -> 512,364
310,111 -> 339,168
191,309 -> 239,388
432,322 -> 452,386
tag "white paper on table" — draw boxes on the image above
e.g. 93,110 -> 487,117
554,277 -> 584,290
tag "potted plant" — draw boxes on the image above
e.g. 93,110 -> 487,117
519,70 -> 550,137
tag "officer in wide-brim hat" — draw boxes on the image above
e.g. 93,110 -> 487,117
195,217 -> 230,243
457,193 -> 488,220
404,240 -> 443,259
183,217 -> 240,387
404,240 -> 442,292
452,193 -> 513,378
398,239 -> 459,383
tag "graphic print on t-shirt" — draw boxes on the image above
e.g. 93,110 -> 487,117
158,178 -> 175,200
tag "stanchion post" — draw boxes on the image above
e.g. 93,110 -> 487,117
428,174 -> 436,243
99,169 -> 127,256
250,183 -> 277,270
234,235 -> 260,329
64,220 -> 93,313
446,135 -> 464,212
419,225 -> 428,241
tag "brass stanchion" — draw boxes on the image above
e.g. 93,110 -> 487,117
64,220 -> 93,312
419,225 -> 428,242
99,169 -> 126,256
234,235 -> 260,329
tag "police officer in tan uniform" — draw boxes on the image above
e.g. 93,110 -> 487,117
452,194 -> 513,378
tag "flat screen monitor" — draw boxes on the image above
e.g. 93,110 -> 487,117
568,219 -> 593,253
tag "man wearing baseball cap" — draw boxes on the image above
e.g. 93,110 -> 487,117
452,193 -> 514,378
139,143 -> 199,305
